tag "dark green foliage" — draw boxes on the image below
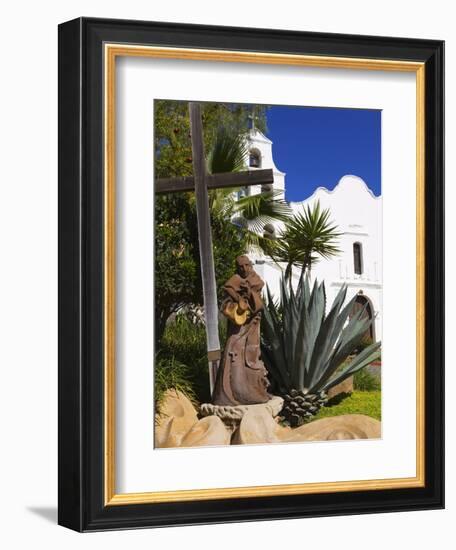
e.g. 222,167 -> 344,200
154,100 -> 267,179
155,190 -> 247,344
261,273 -> 382,425
155,193 -> 198,342
155,314 -> 228,409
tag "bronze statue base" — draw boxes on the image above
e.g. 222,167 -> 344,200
200,396 -> 284,434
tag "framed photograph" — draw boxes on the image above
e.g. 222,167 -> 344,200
58,17 -> 444,531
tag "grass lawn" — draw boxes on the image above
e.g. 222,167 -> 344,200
311,391 -> 381,422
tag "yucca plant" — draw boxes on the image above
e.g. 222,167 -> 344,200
269,200 -> 342,281
261,274 -> 382,427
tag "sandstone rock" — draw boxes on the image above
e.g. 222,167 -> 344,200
154,416 -> 173,448
232,407 -> 280,445
180,416 -> 231,447
155,389 -> 198,448
274,422 -> 293,440
276,414 -> 381,442
327,376 -> 354,399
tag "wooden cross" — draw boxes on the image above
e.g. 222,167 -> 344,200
155,102 -> 273,396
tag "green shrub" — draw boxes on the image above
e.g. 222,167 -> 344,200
154,356 -> 197,414
353,368 -> 381,391
156,314 -> 228,408
161,314 -> 208,359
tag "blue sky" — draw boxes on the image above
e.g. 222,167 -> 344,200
265,105 -> 381,202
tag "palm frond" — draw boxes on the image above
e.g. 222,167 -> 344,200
205,129 -> 293,257
232,190 -> 292,224
209,187 -> 239,218
206,127 -> 248,174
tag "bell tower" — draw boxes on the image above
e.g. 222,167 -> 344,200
245,127 -> 286,200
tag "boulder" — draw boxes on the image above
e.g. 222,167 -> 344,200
276,414 -> 381,442
154,416 -> 174,448
180,416 -> 231,447
155,389 -> 199,448
232,407 -> 280,445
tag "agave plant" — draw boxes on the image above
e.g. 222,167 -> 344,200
261,274 -> 381,427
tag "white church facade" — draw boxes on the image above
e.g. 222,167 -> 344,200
244,129 -> 383,342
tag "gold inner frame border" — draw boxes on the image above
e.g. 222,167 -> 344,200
103,44 -> 426,506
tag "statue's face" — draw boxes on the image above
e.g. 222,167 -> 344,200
237,257 -> 252,278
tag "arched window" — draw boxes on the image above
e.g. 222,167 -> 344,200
249,149 -> 261,168
353,242 -> 363,275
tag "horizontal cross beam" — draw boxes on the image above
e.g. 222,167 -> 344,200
155,168 -> 273,194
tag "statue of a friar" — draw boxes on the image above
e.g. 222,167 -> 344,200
212,255 -> 271,406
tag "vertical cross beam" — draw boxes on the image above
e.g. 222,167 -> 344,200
189,103 -> 221,395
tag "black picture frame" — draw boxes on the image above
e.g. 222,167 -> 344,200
58,17 -> 444,532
